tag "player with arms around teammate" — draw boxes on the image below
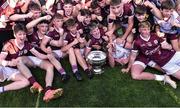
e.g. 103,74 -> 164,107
0,23 -> 63,102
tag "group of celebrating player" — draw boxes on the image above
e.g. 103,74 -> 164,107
0,0 -> 180,102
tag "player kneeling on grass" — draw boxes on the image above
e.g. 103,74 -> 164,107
0,66 -> 29,94
0,23 -> 63,102
125,21 -> 180,89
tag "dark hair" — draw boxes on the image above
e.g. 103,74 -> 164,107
91,1 -> 99,9
89,21 -> 98,30
135,5 -> 147,15
65,18 -> 76,27
110,0 -> 122,6
97,0 -> 103,2
13,23 -> 27,34
28,2 -> 41,11
64,0 -> 73,4
38,20 -> 50,25
80,9 -> 91,16
53,13 -> 64,20
161,0 -> 175,10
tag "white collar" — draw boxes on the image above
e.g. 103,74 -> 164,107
70,31 -> 77,37
37,31 -> 44,40
140,34 -> 150,42
54,27 -> 59,33
15,39 -> 24,50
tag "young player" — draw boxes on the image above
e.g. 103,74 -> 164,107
127,21 -> 180,89
85,22 -> 109,56
107,37 -> 132,68
155,0 -> 180,51
107,0 -> 134,43
57,0 -> 80,21
133,1 -> 163,36
62,18 -> 93,80
0,23 -> 63,102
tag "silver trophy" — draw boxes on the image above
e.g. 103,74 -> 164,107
86,51 -> 107,74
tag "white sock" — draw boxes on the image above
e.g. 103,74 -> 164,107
155,74 -> 165,81
0,87 -> 4,93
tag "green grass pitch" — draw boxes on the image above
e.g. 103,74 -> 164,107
0,62 -> 180,107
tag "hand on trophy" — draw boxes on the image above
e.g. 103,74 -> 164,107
92,45 -> 101,50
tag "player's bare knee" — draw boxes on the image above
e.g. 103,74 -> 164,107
68,47 -> 74,53
131,73 -> 141,80
131,67 -> 142,80
109,63 -> 115,68
21,79 -> 30,87
46,62 -> 54,70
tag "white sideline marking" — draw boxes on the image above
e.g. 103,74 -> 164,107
35,92 -> 41,108
159,82 -> 180,105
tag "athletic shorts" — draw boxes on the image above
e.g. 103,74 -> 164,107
0,66 -> 19,82
27,56 -> 43,66
80,48 -> 85,56
52,50 -> 63,58
162,51 -> 180,75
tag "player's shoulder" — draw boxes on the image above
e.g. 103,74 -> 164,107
2,39 -> 16,52
123,3 -> 134,15
3,39 -> 15,49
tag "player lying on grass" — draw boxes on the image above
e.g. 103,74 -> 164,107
124,21 -> 180,89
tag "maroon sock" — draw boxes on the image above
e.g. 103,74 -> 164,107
59,68 -> 66,75
72,65 -> 78,73
84,69 -> 89,73
44,86 -> 52,93
28,76 -> 36,85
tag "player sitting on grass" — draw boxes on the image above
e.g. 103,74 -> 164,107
0,23 -> 63,102
0,66 -> 29,94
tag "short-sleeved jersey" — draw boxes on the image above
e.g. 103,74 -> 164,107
133,33 -> 175,67
46,29 -> 62,50
108,3 -> 134,26
27,31 -> 42,48
135,52 -> 151,65
88,28 -> 106,47
77,22 -> 90,39
154,12 -> 177,34
64,31 -> 81,48
47,29 -> 60,41
89,36 -> 104,48
27,31 -> 45,54
1,39 -> 33,60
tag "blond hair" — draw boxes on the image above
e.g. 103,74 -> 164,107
138,21 -> 151,28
